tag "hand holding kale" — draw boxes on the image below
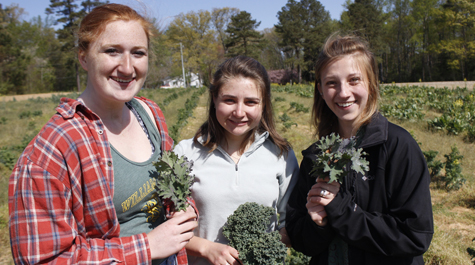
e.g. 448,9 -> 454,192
310,133 -> 369,183
223,202 -> 287,265
153,150 -> 195,212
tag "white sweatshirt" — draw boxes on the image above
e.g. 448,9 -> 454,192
174,132 -> 299,265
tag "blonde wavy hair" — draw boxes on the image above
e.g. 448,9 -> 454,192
313,33 -> 380,138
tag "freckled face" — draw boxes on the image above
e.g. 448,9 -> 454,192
214,77 -> 263,143
318,55 -> 369,134
79,20 -> 148,104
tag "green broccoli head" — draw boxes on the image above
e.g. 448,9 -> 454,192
223,202 -> 287,265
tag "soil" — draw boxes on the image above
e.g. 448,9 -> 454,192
0,92 -> 72,102
1,81 -> 473,102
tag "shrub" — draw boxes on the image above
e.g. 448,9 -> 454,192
0,148 -> 18,170
18,111 -> 31,119
289,102 -> 309,113
423,150 -> 444,178
443,146 -> 466,191
465,125 -> 475,142
285,248 -> 311,265
279,113 -> 297,129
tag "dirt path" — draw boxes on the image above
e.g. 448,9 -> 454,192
389,81 -> 475,90
178,93 -> 209,141
1,81 -> 473,102
0,92 -> 73,102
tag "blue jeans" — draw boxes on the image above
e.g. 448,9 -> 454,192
159,254 -> 177,265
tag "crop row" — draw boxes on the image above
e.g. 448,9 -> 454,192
272,84 -> 475,142
271,84 -> 314,98
273,84 -> 475,141
380,85 -> 475,142
168,87 -> 206,142
160,89 -> 191,109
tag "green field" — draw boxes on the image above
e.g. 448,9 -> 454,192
1,85 -> 474,264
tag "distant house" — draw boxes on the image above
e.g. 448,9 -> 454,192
160,73 -> 202,88
267,69 -> 298,85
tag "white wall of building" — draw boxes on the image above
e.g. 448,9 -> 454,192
160,73 -> 202,88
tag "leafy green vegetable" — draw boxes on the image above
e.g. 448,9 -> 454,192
310,132 -> 369,183
223,202 -> 287,265
152,150 -> 195,212
285,248 -> 311,265
443,145 -> 466,191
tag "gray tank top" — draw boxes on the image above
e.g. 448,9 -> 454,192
111,98 -> 167,264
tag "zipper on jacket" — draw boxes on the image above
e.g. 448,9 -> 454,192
234,163 -> 240,186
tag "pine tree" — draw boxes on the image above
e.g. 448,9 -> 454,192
436,0 -> 475,80
346,0 -> 384,57
211,7 -> 239,55
275,0 -> 332,83
46,0 -> 108,92
411,0 -> 439,82
0,4 -> 30,94
224,11 -> 266,59
275,0 -> 304,83
299,0 -> 333,81
46,0 -> 80,91
80,0 -> 106,14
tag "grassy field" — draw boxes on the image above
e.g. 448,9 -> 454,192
1,85 -> 474,264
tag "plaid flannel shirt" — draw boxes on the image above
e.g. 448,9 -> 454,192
9,97 -> 192,265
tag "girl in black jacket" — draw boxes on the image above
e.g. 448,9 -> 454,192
285,33 -> 434,265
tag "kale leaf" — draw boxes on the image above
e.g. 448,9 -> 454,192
310,132 -> 369,183
153,150 -> 195,212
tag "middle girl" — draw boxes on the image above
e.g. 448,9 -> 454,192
174,56 -> 299,265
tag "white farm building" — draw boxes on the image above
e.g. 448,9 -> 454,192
160,73 -> 202,88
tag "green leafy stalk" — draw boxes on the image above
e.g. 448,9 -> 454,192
153,151 -> 195,212
223,202 -> 287,265
309,133 -> 369,183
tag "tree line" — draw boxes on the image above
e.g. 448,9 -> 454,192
1,0 -> 474,95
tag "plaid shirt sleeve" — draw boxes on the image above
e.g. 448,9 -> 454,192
9,98 -> 152,265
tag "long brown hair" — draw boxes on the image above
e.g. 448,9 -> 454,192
77,3 -> 153,54
194,56 -> 290,156
313,33 -> 380,138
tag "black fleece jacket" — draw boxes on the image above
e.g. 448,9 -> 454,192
286,113 -> 434,265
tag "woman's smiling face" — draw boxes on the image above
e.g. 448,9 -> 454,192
79,20 -> 148,104
214,77 -> 263,143
318,55 -> 369,134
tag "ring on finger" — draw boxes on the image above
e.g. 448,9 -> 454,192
320,189 -> 329,198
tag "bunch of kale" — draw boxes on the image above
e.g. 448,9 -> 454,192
310,132 -> 369,183
223,202 -> 287,265
153,151 -> 195,212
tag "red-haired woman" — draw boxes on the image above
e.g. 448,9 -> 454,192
9,4 -> 197,265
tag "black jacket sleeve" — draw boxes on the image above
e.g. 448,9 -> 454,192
325,125 -> 434,257
285,146 -> 336,257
